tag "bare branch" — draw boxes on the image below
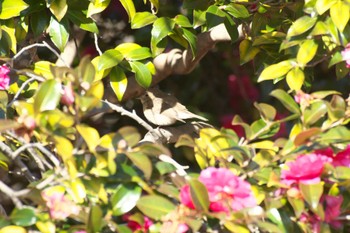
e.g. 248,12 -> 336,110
102,100 -> 154,132
94,33 -> 103,56
0,180 -> 31,208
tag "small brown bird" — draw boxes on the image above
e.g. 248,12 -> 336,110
140,87 -> 208,126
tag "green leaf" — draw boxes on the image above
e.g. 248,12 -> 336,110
330,1 -> 349,32
239,39 -> 260,65
206,5 -> 225,29
254,103 -> 277,122
336,62 -> 350,79
76,124 -> 100,151
130,61 -> 152,88
111,183 -> 142,216
0,0 -> 28,19
49,0 -> 67,21
174,15 -> 192,27
119,0 -> 136,22
98,49 -> 124,71
189,180 -> 209,211
299,182 -> 324,210
67,10 -> 99,33
294,127 -> 322,146
125,47 -> 152,61
258,60 -> 294,82
287,16 -> 317,38
34,79 -> 62,113
315,0 -> 336,15
182,28 -> 197,57
87,205 -> 103,233
30,11 -> 49,37
297,40 -> 318,66
78,56 -> 96,84
110,66 -> 128,101
126,152 -> 153,179
286,67 -> 305,91
48,17 -> 69,52
304,101 -> 327,125
329,51 -> 343,67
149,0 -> 159,13
270,89 -> 300,114
137,195 -> 176,220
10,208 -> 37,227
151,17 -> 175,55
334,166 -> 350,179
287,197 -> 304,218
131,12 -> 157,29
225,3 -> 250,19
87,0 -> 111,17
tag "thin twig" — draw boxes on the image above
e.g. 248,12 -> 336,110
42,41 -> 70,67
0,141 -> 36,182
7,72 -> 45,107
0,180 -> 30,208
159,154 -> 188,176
94,33 -> 102,56
102,100 -> 154,131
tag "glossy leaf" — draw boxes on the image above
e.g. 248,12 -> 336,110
151,17 -> 175,55
239,39 -> 260,65
254,103 -> 276,122
87,205 -> 103,233
270,89 -> 300,114
70,178 -> 86,203
297,40 -> 318,66
67,10 -> 98,33
330,1 -> 349,32
120,0 -> 136,22
126,152 -> 153,179
299,182 -> 324,210
0,226 -> 26,233
76,124 -> 100,151
294,127 -> 321,146
49,0 -> 67,21
189,179 -> 209,211
30,11 -> 49,37
137,195 -> 176,220
174,15 -> 192,27
287,197 -> 304,218
287,16 -> 317,38
130,61 -> 152,88
131,12 -> 157,29
34,79 -> 61,113
87,0 -> 111,17
48,17 -> 69,52
125,47 -> 152,61
315,0 -> 336,15
286,67 -> 305,91
0,0 -> 28,19
304,101 -> 327,125
111,183 -> 142,216
110,66 -> 128,101
225,3 -> 250,19
97,49 -> 123,71
206,5 -> 225,29
182,28 -> 197,57
10,207 -> 37,226
258,60 -> 294,82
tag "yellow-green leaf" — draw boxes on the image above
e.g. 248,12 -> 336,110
87,0 -> 111,17
239,39 -> 260,65
49,0 -> 68,21
34,79 -> 62,113
286,67 -> 305,91
0,0 -> 28,19
110,66 -> 127,101
297,40 -> 318,66
315,0 -> 337,15
137,195 -> 175,220
330,1 -> 350,32
119,0 -> 136,22
258,60 -> 294,82
76,124 -> 100,152
0,226 -> 27,233
287,16 -> 317,38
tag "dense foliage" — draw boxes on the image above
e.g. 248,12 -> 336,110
1,0 -> 350,232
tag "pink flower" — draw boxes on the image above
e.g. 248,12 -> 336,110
179,185 -> 195,209
300,212 -> 321,233
177,223 -> 189,233
333,146 -> 350,167
341,44 -> 350,68
74,231 -> 87,233
123,214 -> 153,232
0,65 -> 10,90
180,167 -> 256,213
61,82 -> 75,106
280,154 -> 332,186
324,195 -> 343,228
41,191 -> 79,220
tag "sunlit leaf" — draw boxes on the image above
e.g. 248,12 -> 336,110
299,182 -> 324,210
130,61 -> 152,88
131,12 -> 157,29
189,179 -> 209,211
97,49 -> 123,71
330,1 -> 349,32
297,40 -> 318,66
120,0 -> 136,22
287,16 -> 317,38
110,66 -> 128,101
258,60 -> 294,82
286,67 -> 305,91
0,0 -> 28,19
112,183 -> 142,216
270,89 -> 300,114
34,79 -> 61,113
48,17 -> 69,52
49,0 -> 67,21
239,39 -> 260,65
137,195 -> 176,219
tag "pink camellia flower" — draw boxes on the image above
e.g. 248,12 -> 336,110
280,153 -> 332,186
41,191 -> 79,220
177,223 -> 189,233
333,146 -> 350,167
299,212 -> 321,233
180,167 -> 256,213
123,214 -> 153,232
61,82 -> 75,106
324,195 -> 343,228
74,231 -> 87,233
0,64 -> 10,90
341,44 -> 350,68
179,185 -> 195,209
